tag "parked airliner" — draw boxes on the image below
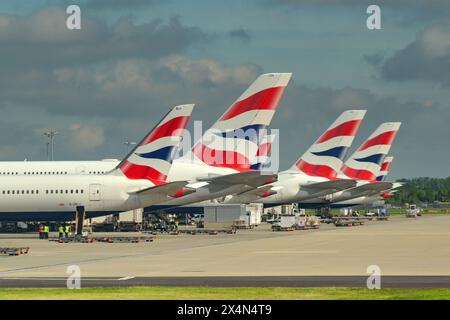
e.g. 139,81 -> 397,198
0,104 -> 194,221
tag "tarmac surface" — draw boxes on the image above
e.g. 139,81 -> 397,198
1,215 -> 450,287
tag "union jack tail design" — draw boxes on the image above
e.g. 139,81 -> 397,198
116,104 -> 194,184
289,110 -> 366,179
189,73 -> 292,171
340,122 -> 401,181
250,134 -> 276,170
376,156 -> 394,181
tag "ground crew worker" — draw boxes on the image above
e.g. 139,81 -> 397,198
44,225 -> 50,239
38,224 -> 44,240
58,225 -> 64,239
65,224 -> 71,238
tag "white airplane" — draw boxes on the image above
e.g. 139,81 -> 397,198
298,122 -> 401,208
0,73 -> 292,219
0,73 -> 292,181
144,73 -> 292,211
222,110 -> 367,206
0,104 -> 194,221
332,156 -> 402,208
0,159 -> 119,176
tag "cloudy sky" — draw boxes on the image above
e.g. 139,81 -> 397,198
0,0 -> 448,179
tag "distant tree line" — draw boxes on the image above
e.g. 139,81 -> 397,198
388,177 -> 450,204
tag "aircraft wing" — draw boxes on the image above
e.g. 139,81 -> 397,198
198,171 -> 277,193
333,181 -> 394,202
351,182 -> 393,194
235,184 -> 276,198
301,179 -> 357,194
131,181 -> 190,198
297,179 -> 357,200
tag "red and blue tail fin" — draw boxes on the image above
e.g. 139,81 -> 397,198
115,104 -> 194,184
188,73 -> 292,171
250,134 -> 275,170
289,110 -> 366,179
376,156 -> 394,181
340,122 -> 401,181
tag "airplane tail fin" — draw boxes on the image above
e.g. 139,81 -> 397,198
376,156 -> 394,181
114,104 -> 194,184
289,110 -> 366,179
189,73 -> 292,171
340,122 -> 401,181
250,134 -> 276,170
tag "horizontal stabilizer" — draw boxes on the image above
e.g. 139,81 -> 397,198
302,179 -> 356,193
350,182 -> 393,193
131,181 -> 189,197
236,184 -> 274,197
198,171 -> 277,187
332,181 -> 393,202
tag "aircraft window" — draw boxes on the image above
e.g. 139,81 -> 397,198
45,190 -> 48,194
70,190 -> 73,194
36,190 -> 39,194
75,190 -> 79,194
31,190 -> 34,194
56,190 -> 59,194
17,190 -> 19,194
50,190 -> 53,194
60,190 -> 63,194
97,190 -> 99,194
21,190 -> 24,194
12,190 -> 15,194
65,190 -> 68,194
81,190 -> 84,194
65,172 -> 68,174
7,191 -> 10,194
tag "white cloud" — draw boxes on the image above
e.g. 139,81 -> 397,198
159,55 -> 261,86
70,124 -> 105,150
420,26 -> 450,58
332,87 -> 369,110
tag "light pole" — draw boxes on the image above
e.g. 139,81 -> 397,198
124,140 -> 137,154
44,129 -> 58,161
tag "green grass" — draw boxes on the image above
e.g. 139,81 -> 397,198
1,287 -> 450,300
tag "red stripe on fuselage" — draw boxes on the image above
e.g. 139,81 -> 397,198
316,119 -> 362,144
142,116 -> 190,145
295,160 -> 338,179
220,86 -> 286,121
358,131 -> 397,151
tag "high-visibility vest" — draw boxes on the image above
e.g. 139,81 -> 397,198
65,226 -> 71,233
44,226 -> 50,233
58,226 -> 64,233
